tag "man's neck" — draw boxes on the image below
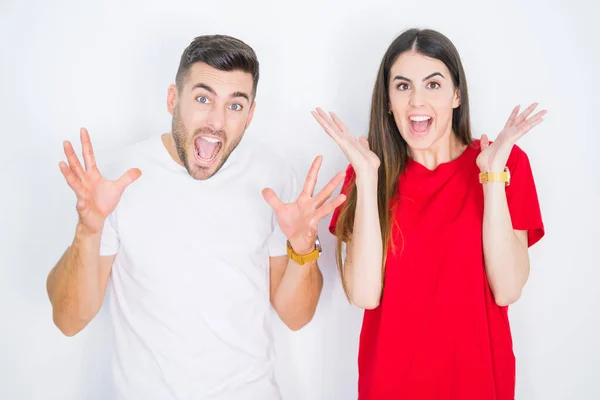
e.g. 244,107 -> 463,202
161,133 -> 184,167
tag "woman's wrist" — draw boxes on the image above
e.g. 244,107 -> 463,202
355,172 -> 378,191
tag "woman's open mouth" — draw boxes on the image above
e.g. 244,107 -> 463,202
408,115 -> 433,137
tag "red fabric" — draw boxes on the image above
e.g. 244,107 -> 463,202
329,140 -> 544,400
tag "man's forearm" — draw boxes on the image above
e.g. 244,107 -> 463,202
272,258 -> 323,331
47,224 -> 104,336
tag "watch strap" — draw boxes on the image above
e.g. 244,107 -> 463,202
479,166 -> 510,186
286,239 -> 321,265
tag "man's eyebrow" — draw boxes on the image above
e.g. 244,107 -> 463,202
191,83 -> 216,95
191,84 -> 249,101
230,91 -> 250,101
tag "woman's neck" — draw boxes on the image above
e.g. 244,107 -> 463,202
410,132 -> 466,170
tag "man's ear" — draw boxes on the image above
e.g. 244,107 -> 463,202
167,84 -> 178,115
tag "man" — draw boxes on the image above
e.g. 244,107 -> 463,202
46,34 -> 346,400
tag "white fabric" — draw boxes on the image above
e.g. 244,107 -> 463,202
99,134 -> 298,400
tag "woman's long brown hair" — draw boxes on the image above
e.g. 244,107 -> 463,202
335,29 -> 473,301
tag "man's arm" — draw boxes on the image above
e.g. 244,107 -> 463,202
262,155 -> 345,332
49,127 -> 140,336
269,254 -> 323,331
47,225 -> 114,336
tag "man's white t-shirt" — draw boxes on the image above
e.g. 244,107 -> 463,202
99,134 -> 298,400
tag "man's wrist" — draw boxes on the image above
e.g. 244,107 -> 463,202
288,239 -> 316,255
75,221 -> 102,240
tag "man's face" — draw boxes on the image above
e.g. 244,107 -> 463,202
168,62 -> 256,180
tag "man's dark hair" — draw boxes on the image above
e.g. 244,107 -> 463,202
175,34 -> 260,98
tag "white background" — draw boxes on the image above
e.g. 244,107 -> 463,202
1,0 -> 599,399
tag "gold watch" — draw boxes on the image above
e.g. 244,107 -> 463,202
479,166 -> 511,186
286,237 -> 322,265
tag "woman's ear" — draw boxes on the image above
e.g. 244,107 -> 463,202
452,88 -> 461,109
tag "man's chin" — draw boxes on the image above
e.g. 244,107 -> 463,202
185,137 -> 240,180
188,162 -> 222,180
186,147 -> 224,180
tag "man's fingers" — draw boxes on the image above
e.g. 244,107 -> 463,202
313,171 -> 346,208
63,140 -> 85,179
80,128 -> 98,172
312,193 -> 347,223
114,168 -> 142,194
302,156 -> 323,196
262,188 -> 285,211
59,161 -> 85,198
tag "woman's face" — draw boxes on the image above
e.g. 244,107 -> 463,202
388,51 -> 461,151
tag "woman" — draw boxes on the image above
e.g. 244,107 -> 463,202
312,29 -> 545,399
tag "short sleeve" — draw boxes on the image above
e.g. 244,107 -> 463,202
328,164 -> 355,237
100,212 -> 120,256
505,145 -> 545,247
267,167 -> 300,257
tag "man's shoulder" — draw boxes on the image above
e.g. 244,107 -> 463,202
241,136 -> 295,175
96,135 -> 164,180
233,137 -> 299,198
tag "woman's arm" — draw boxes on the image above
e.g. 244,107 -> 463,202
343,176 -> 384,309
477,103 -> 546,306
482,183 -> 530,305
311,108 -> 384,309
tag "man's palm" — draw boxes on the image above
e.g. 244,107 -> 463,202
59,128 -> 141,234
262,156 -> 346,254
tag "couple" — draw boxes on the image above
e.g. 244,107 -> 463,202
47,29 -> 545,400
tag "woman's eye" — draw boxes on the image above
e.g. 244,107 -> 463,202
397,83 -> 410,91
428,82 -> 441,89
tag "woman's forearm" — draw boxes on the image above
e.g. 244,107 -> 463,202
345,176 -> 384,309
482,183 -> 530,306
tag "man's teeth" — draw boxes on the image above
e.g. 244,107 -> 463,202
201,137 -> 221,143
409,116 -> 432,122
